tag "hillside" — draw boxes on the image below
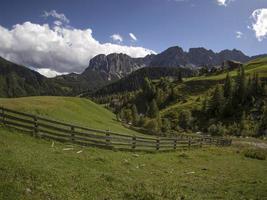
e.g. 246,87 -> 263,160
0,96 -> 138,135
1,128 -> 266,199
91,56 -> 267,137
91,66 -> 196,96
0,57 -> 67,97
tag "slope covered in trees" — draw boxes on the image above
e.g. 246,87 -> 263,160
90,66 -> 195,97
91,57 -> 267,137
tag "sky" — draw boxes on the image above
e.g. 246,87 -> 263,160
0,0 -> 266,77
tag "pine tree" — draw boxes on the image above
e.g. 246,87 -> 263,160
235,66 -> 247,104
209,84 -> 225,116
258,106 -> 267,136
147,99 -> 159,118
178,71 -> 183,82
202,96 -> 208,113
143,77 -> 155,101
131,104 -> 139,125
224,72 -> 233,98
239,111 -> 246,136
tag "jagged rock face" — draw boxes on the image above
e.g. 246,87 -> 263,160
85,46 -> 252,78
217,49 -> 250,63
87,53 -> 154,78
188,48 -> 218,66
150,46 -> 188,67
150,46 -> 250,68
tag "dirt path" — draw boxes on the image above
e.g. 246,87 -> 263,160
233,140 -> 267,149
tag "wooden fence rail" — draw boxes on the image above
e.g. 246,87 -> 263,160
0,107 -> 232,151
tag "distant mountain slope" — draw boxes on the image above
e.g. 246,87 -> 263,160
0,57 -> 66,97
0,57 -> 118,97
86,46 -> 252,78
52,69 -> 118,95
90,66 -> 196,96
86,53 -> 155,78
150,47 -> 250,68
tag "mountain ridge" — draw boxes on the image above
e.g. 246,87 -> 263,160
86,46 -> 252,78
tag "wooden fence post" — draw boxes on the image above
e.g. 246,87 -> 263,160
156,137 -> 160,150
173,137 -> 177,150
106,130 -> 110,147
34,116 -> 39,138
1,107 -> 5,126
70,126 -> 75,142
132,135 -> 136,150
200,138 -> 203,148
188,137 -> 191,149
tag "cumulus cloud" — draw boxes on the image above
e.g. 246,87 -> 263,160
216,0 -> 233,6
129,33 -> 137,41
35,68 -> 67,78
43,10 -> 70,24
0,22 -> 155,75
251,8 -> 267,41
236,31 -> 243,39
110,34 -> 123,43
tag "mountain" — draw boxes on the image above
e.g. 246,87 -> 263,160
87,53 -> 155,78
52,69 -> 118,95
0,57 -> 66,97
0,57 -> 116,97
86,46 -> 251,78
150,46 -> 250,68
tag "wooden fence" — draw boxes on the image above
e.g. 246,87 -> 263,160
0,107 -> 231,151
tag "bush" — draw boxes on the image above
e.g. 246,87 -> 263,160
244,148 -> 266,160
208,123 -> 225,136
178,110 -> 192,130
144,119 -> 160,134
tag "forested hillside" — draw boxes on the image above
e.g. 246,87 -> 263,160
91,57 -> 267,137
0,57 -> 67,97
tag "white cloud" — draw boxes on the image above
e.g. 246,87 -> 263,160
35,68 -> 67,78
0,22 -> 155,74
251,8 -> 267,41
110,34 -> 123,43
43,10 -> 70,24
216,0 -> 233,6
236,31 -> 243,39
129,33 -> 137,41
53,20 -> 62,26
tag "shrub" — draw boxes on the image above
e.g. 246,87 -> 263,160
178,110 -> 192,130
244,148 -> 266,160
208,123 -> 225,136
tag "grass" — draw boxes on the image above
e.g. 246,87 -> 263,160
0,127 -> 267,200
162,56 -> 267,115
0,96 -> 138,136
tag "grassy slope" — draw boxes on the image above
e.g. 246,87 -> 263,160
0,96 -> 138,136
162,57 -> 267,114
0,128 -> 266,200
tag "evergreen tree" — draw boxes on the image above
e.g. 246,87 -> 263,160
239,112 -> 246,136
209,84 -> 225,116
202,96 -> 208,113
131,104 -> 139,125
235,66 -> 247,104
147,99 -> 159,118
224,72 -> 233,98
258,106 -> 267,136
142,77 -> 155,101
178,71 -> 183,82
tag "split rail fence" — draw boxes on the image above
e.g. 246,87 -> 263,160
0,107 -> 231,151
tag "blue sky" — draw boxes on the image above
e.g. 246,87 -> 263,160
0,0 -> 266,76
